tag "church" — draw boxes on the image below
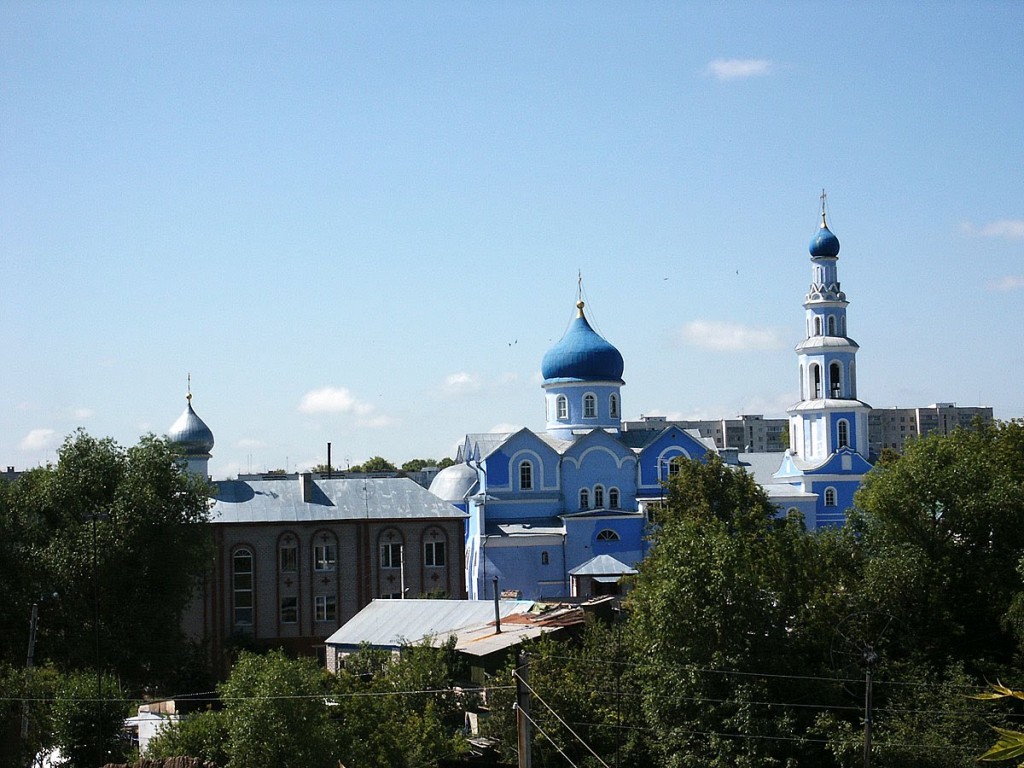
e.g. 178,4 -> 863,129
428,199 -> 873,600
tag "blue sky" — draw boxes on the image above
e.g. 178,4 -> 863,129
3,2 -> 1022,478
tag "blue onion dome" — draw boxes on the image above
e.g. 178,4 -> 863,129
168,395 -> 215,455
541,301 -> 625,383
809,211 -> 841,258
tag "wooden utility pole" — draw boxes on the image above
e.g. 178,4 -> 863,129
516,650 -> 532,768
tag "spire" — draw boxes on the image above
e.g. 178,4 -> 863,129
820,188 -> 828,228
186,372 -> 193,404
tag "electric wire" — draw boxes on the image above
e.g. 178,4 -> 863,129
516,671 -> 610,768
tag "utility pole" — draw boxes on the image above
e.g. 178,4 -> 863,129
20,602 -> 39,739
515,650 -> 532,768
863,644 -> 879,768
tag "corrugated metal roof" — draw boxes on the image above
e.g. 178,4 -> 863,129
324,599 -> 535,649
568,554 -> 637,577
210,476 -> 468,524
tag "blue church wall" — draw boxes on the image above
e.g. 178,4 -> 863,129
562,516 -> 646,575
482,540 -> 567,599
810,479 -> 860,528
545,382 -> 621,428
561,434 -> 637,512
636,428 -> 712,490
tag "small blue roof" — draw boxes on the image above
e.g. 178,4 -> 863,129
541,302 -> 624,384
809,220 -> 841,258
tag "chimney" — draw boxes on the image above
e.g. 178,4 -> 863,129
493,577 -> 501,634
300,472 -> 315,502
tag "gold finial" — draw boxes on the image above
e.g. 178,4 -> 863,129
577,271 -> 586,317
820,188 -> 828,228
186,373 -> 192,403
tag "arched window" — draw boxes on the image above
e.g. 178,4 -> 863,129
519,461 -> 533,491
579,488 -> 590,509
608,487 -> 620,508
829,362 -> 842,398
840,316 -> 847,336
541,551 -> 549,565
824,487 -> 837,507
232,548 -> 254,627
278,533 -> 298,573
662,456 -> 683,480
827,316 -> 836,335
596,529 -> 620,542
379,529 -> 404,569
837,419 -> 850,449
314,532 -> 337,572
593,485 -> 605,508
556,395 -> 568,420
609,393 -> 619,418
812,364 -> 822,398
583,394 -> 597,418
423,527 -> 446,567
849,361 -> 856,398
799,364 -> 805,400
814,317 -> 822,336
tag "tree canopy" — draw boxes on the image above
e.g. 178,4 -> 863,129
0,430 -> 212,692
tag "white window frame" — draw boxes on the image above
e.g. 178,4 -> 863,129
381,542 -> 403,569
583,393 -> 597,418
556,395 -> 568,420
232,548 -> 254,627
519,461 -> 533,491
824,487 -> 837,507
314,594 -> 337,622
424,540 -> 445,568
314,543 -> 337,572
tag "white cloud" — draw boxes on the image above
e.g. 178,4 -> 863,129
72,407 -> 94,420
298,387 -> 373,415
678,320 -> 785,352
990,275 -> 1024,291
20,428 -> 57,451
705,58 -> 772,81
442,372 -> 482,396
358,414 -> 399,429
961,219 -> 1024,240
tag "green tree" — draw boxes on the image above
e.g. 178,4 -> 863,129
0,430 -> 212,691
0,664 -> 59,768
146,708 -> 229,764
51,669 -> 131,768
332,639 -> 470,768
349,456 -> 398,473
219,650 -> 336,768
628,455 -> 841,768
850,420 -> 1024,675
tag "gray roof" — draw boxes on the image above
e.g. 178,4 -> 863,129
485,517 -> 565,537
735,452 -> 786,486
568,554 -> 638,577
324,598 -> 534,650
210,475 -> 467,524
